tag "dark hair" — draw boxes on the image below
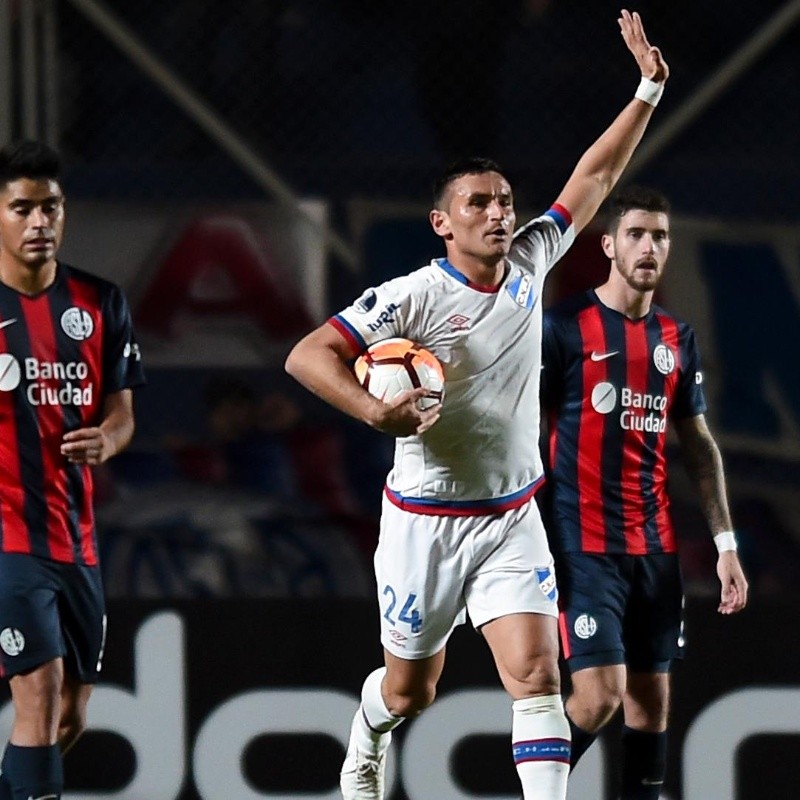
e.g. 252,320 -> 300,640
0,140 -> 62,187
604,185 -> 670,234
432,156 -> 505,209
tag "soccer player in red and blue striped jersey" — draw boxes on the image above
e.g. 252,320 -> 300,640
540,186 -> 748,798
0,141 -> 144,800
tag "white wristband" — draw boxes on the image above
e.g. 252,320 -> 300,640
635,76 -> 664,107
714,531 -> 738,553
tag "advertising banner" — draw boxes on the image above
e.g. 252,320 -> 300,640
1,598 -> 796,799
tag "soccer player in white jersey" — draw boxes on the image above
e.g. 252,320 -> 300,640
286,11 -> 668,800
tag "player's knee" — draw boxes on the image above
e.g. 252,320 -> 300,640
59,705 -> 88,750
625,692 -> 668,730
11,668 -> 62,728
506,654 -> 561,697
384,682 -> 437,718
572,684 -> 624,729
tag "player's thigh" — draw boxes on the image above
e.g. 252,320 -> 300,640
623,554 -> 684,672
466,500 -> 559,631
557,552 -> 630,673
375,497 -> 469,660
0,553 -> 66,677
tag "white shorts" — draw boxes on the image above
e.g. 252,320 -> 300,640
375,495 -> 558,659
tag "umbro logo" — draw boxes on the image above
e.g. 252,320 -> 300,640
447,313 -> 470,330
590,350 -> 619,362
0,318 -> 17,330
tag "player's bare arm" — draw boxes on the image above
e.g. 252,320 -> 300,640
674,414 -> 749,614
286,325 -> 441,436
61,389 -> 135,465
555,10 -> 669,234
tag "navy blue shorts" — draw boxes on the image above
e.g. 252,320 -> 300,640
556,552 -> 684,673
0,553 -> 106,683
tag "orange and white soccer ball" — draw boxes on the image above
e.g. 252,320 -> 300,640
354,338 -> 444,411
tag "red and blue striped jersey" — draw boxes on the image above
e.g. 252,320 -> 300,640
541,290 -> 706,554
0,262 -> 145,565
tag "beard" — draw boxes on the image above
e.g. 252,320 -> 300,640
620,258 -> 661,292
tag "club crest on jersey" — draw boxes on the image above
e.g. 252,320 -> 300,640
61,307 -> 94,341
535,567 -> 558,602
506,273 -> 536,310
653,343 -> 676,375
574,614 -> 597,640
0,627 -> 25,656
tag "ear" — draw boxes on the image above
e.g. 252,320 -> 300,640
430,208 -> 452,240
601,233 -> 615,260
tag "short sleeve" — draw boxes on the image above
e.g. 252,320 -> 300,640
670,326 -> 707,419
328,275 -> 416,353
511,204 -> 576,275
541,310 -> 566,412
103,284 -> 145,394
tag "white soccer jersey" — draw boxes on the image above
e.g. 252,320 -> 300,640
331,205 -> 575,515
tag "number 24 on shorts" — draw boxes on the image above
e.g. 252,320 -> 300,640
383,585 -> 423,633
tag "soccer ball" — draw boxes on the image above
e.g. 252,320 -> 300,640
354,338 -> 444,410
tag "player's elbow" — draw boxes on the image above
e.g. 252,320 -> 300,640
284,337 -> 310,381
284,345 -> 300,379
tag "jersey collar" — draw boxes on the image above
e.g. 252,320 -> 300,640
436,258 -> 505,294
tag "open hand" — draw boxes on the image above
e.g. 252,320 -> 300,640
619,9 -> 669,83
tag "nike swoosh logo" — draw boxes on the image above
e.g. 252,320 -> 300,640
590,350 -> 619,362
0,318 -> 17,330
29,795 -> 59,800
641,779 -> 664,786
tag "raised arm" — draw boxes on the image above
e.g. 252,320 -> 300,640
285,323 -> 439,436
555,10 -> 669,234
674,414 -> 749,615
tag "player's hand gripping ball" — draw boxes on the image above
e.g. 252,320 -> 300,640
354,338 -> 444,411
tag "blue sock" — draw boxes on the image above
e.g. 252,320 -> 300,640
566,711 -> 597,770
1,743 -> 63,800
620,726 -> 667,799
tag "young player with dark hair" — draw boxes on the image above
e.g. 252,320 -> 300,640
0,140 -> 144,800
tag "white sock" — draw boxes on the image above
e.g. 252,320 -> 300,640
351,667 -> 404,755
512,694 -> 571,800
